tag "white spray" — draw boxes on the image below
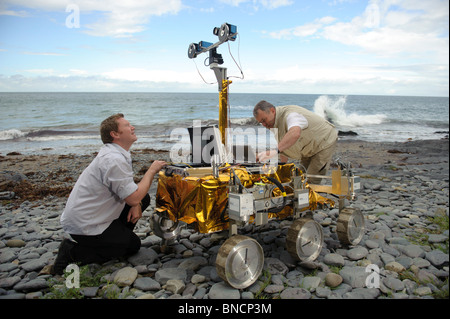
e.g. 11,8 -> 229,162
313,95 -> 386,128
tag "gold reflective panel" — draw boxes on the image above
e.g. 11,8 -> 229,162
155,164 -> 335,233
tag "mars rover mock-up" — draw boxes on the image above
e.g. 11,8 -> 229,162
150,23 -> 365,289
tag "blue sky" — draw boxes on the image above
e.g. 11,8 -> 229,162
0,0 -> 448,96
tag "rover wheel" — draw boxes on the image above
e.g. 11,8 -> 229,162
286,218 -> 324,262
336,207 -> 365,245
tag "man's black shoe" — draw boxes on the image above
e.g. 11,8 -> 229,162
51,239 -> 75,275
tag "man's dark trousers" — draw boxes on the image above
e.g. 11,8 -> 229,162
69,193 -> 150,265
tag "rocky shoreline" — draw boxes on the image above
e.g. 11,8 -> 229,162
0,138 -> 448,300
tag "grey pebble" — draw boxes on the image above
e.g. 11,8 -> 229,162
323,253 -> 345,267
339,267 -> 368,288
209,282 -> 240,299
383,277 -> 405,292
400,244 -> 426,258
128,248 -> 158,266
20,258 -> 48,272
155,267 -> 187,285
13,278 -> 48,292
280,287 -> 311,299
133,277 -> 161,291
264,257 -> 289,276
264,284 -> 284,294
347,246 -> 369,261
426,250 -> 449,267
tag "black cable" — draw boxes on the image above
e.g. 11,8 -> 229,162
265,176 -> 287,213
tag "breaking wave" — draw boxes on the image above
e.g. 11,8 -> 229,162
0,129 -> 97,142
0,129 -> 26,141
313,95 -> 387,128
230,117 -> 258,126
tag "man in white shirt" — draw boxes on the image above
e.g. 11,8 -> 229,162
51,113 -> 166,275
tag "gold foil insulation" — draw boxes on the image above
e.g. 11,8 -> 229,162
155,164 -> 334,233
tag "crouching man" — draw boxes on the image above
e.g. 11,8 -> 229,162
51,113 -> 166,274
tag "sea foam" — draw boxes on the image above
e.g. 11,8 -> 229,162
313,95 -> 387,127
0,129 -> 26,141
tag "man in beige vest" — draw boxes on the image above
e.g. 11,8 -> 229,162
253,100 -> 337,184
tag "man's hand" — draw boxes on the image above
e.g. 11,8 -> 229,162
148,160 -> 167,174
127,204 -> 142,224
125,160 -> 167,207
257,149 -> 278,162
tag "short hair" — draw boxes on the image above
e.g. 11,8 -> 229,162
100,113 -> 124,144
253,100 -> 275,117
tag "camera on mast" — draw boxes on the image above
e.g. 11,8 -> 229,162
187,23 -> 237,60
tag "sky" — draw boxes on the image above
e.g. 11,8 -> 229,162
0,0 -> 448,96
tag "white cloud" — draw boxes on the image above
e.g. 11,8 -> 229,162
265,0 -> 449,61
1,63 -> 447,95
259,0 -> 448,96
220,0 -> 293,9
260,0 -> 294,9
82,0 -> 183,38
239,56 -> 449,96
220,0 -> 247,6
69,69 -> 89,75
0,0 -> 183,38
0,71 -> 204,92
251,63 -> 401,84
22,51 -> 66,56
199,7 -> 215,13
24,68 -> 55,74
321,0 -> 449,60
268,17 -> 336,39
102,67 -> 197,83
0,9 -> 28,17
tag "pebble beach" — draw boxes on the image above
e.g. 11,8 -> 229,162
0,138 -> 448,300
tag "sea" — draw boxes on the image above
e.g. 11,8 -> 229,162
0,92 -> 448,156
